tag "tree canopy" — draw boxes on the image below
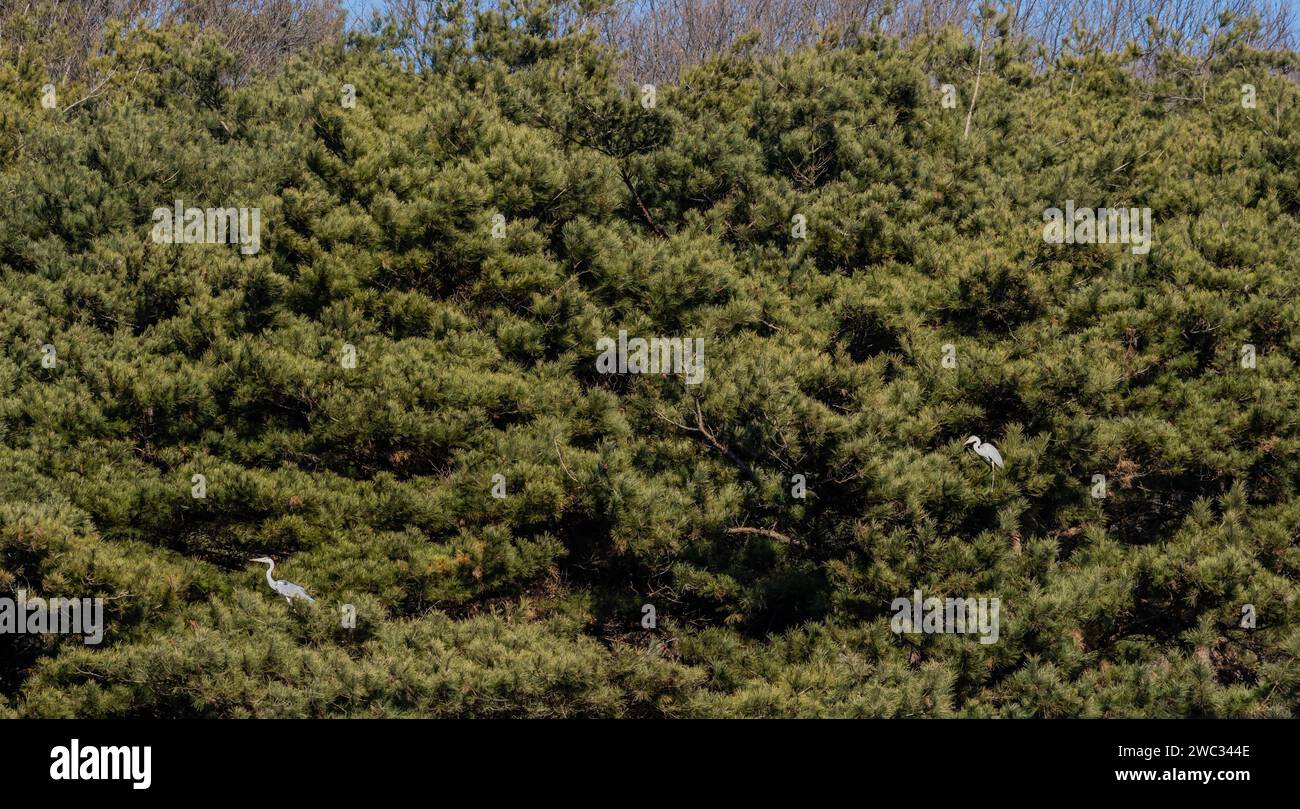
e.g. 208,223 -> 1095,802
1,2 -> 1299,717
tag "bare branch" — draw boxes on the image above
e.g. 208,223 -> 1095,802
725,526 -> 807,549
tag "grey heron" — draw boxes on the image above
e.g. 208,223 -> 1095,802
964,436 -> 1004,481
250,557 -> 315,604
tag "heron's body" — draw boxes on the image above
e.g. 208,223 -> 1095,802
964,436 -> 1004,480
251,557 -> 315,604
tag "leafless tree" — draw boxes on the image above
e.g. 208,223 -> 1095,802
4,0 -> 1294,87
585,0 -> 1296,81
0,0 -> 345,82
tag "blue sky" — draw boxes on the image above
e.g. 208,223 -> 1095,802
341,0 -> 385,29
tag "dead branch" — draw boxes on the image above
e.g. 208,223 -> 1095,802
653,400 -> 760,485
725,526 -> 807,549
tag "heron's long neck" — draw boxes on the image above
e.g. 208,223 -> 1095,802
264,563 -> 276,586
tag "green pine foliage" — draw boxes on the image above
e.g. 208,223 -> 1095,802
1,4 -> 1299,717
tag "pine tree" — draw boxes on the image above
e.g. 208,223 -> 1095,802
1,2 -> 1298,718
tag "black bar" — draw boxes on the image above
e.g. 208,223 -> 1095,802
1,719 -> 1286,797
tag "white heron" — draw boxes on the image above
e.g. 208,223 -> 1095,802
250,557 -> 315,604
964,435 -> 1004,481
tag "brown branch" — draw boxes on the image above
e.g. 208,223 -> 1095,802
61,68 -> 114,114
653,400 -> 759,485
620,167 -> 667,238
691,400 -> 759,484
553,435 -> 578,483
725,526 -> 806,549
